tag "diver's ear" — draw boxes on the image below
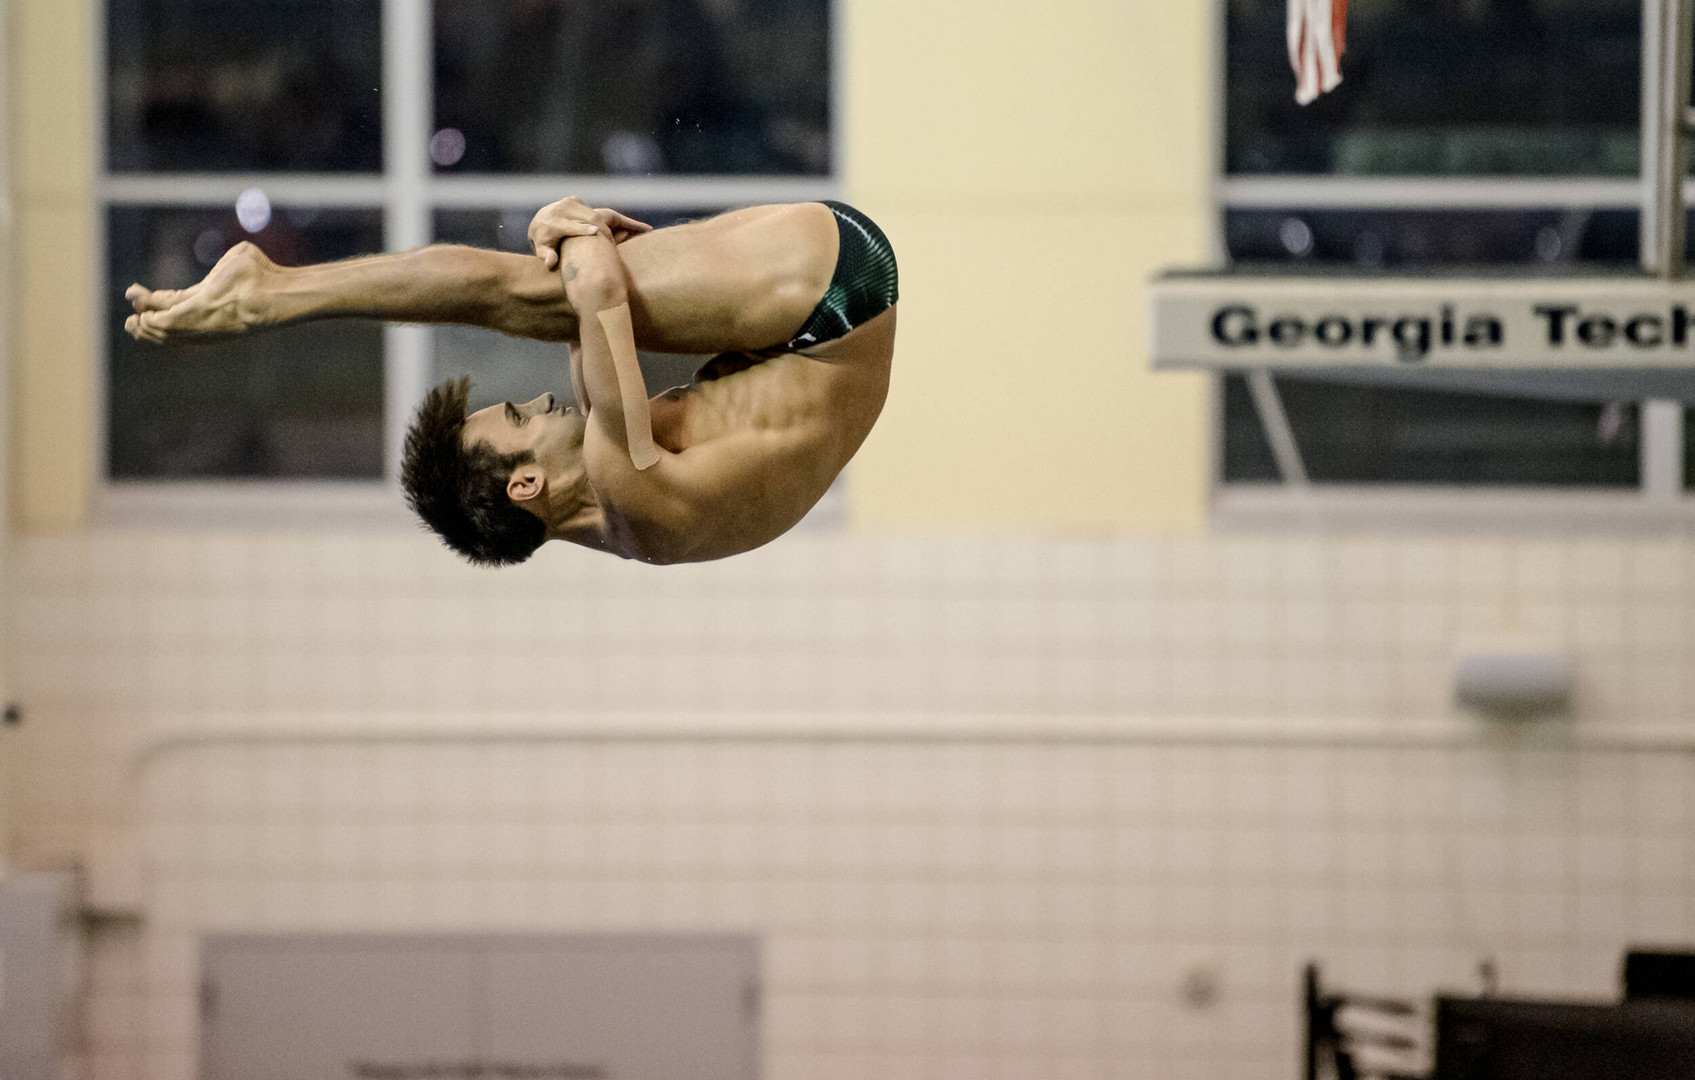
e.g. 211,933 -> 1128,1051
507,466 -> 546,504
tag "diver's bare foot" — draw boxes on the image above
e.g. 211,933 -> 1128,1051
124,241 -> 274,343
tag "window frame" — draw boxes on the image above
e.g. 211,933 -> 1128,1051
1208,0 -> 1695,532
93,0 -> 843,527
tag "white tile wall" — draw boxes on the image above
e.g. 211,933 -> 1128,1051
2,530 -> 1693,1080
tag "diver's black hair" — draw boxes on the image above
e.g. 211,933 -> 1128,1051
400,377 -> 546,567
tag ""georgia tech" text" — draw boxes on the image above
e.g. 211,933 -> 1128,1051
1208,303 -> 1695,362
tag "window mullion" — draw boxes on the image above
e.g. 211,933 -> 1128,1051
1219,176 -> 1645,211
102,175 -> 389,206
382,0 -> 434,483
1641,399 -> 1685,501
427,175 -> 839,210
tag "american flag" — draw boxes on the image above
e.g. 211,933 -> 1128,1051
1288,0 -> 1347,104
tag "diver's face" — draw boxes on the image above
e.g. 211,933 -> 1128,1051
461,392 -> 581,464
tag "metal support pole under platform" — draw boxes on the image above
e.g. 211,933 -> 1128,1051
1642,0 -> 1695,278
1641,0 -> 1692,495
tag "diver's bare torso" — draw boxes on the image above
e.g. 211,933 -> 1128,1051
585,303 -> 895,565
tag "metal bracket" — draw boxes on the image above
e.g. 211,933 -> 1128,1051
1245,370 -> 1310,486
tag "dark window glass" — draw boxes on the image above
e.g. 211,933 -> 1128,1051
107,0 -> 382,172
108,205 -> 386,478
1226,0 -> 1640,176
1226,209 -> 1641,269
1224,374 -> 1640,485
433,0 -> 830,174
430,209 -> 718,410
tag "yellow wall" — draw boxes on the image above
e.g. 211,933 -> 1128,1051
12,0 -> 96,531
843,0 -> 1214,532
7,0 -> 1214,533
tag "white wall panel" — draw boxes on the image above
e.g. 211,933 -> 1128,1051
5,530 -> 1694,1080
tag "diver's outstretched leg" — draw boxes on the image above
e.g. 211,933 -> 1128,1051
125,240 -> 581,345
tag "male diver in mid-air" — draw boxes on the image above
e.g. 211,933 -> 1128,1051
124,197 -> 898,565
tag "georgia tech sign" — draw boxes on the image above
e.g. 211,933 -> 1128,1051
1149,273 -> 1695,369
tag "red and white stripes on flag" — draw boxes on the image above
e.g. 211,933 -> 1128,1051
1288,0 -> 1347,104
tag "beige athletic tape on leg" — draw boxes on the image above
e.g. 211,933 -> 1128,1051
597,303 -> 660,470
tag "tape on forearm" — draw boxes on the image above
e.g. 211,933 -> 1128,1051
597,303 -> 660,470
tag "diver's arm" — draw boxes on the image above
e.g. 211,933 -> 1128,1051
557,232 -> 662,469
126,241 -> 582,343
